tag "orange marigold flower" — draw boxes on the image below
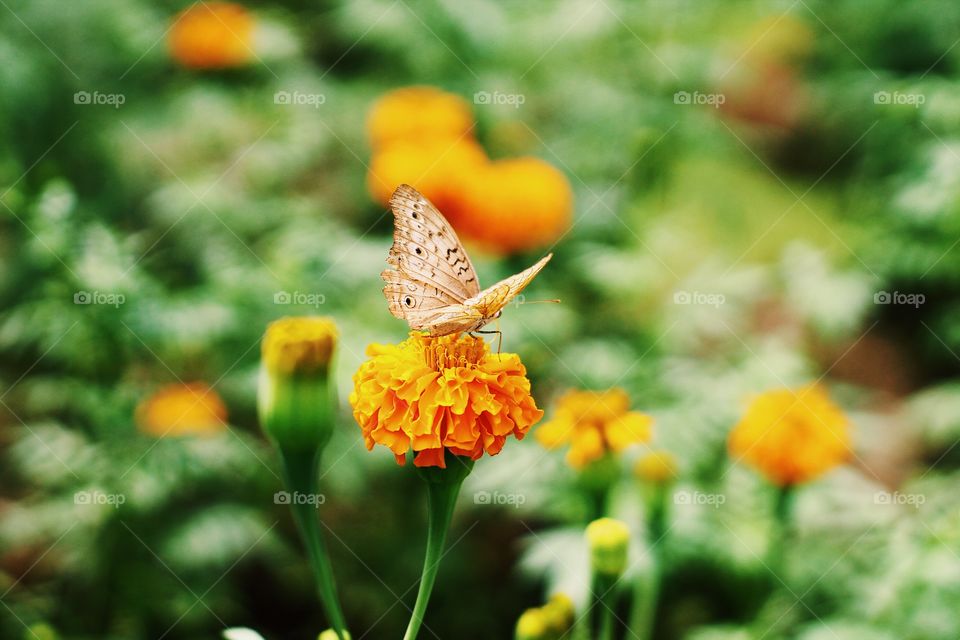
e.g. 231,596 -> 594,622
169,2 -> 253,70
367,86 -> 475,150
136,382 -> 227,437
536,389 -> 652,469
349,332 -> 543,468
452,157 -> 573,255
728,384 -> 851,486
366,137 -> 488,213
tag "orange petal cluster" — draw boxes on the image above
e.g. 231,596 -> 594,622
349,332 -> 543,468
451,157 -> 573,254
536,388 -> 653,468
728,384 -> 851,486
168,2 -> 253,70
365,86 -> 572,255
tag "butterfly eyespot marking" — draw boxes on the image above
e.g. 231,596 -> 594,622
384,185 -> 550,335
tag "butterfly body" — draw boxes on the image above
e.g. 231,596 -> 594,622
382,184 -> 552,336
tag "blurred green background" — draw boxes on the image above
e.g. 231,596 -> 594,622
3,0 -> 960,638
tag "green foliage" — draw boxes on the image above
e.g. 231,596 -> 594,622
2,0 -> 960,639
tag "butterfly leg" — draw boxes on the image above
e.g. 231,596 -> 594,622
474,329 -> 503,357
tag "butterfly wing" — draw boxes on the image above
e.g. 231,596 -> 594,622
464,253 -> 553,321
381,270 -> 482,333
382,185 -> 483,333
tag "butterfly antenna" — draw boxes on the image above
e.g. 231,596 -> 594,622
516,298 -> 561,305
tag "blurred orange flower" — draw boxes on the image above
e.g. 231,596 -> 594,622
367,137 -> 488,214
452,157 -> 573,254
367,86 -> 475,150
536,389 -> 652,468
728,385 -> 851,486
366,87 -> 573,255
168,2 -> 253,70
136,382 -> 227,437
349,332 -> 543,468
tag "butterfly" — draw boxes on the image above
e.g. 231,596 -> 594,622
381,184 -> 553,336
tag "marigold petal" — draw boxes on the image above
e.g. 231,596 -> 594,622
414,448 -> 447,468
350,332 -> 542,468
536,418 -> 574,448
606,412 -> 654,451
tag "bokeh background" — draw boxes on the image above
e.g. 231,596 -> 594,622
3,0 -> 960,638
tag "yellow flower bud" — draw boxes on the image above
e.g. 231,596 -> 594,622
318,630 -> 351,640
541,592 -> 575,635
258,317 -> 339,453
634,450 -> 678,484
515,607 -> 549,640
262,317 -> 338,376
586,517 -> 630,578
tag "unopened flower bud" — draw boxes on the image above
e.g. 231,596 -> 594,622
258,317 -> 338,453
586,517 -> 630,578
515,607 -> 549,640
541,592 -> 575,635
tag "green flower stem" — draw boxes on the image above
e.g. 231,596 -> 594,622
279,447 -> 348,640
746,485 -> 796,638
628,484 -> 668,639
595,574 -> 619,640
766,485 -> 795,573
579,455 -> 620,522
403,455 -> 474,640
627,558 -> 660,640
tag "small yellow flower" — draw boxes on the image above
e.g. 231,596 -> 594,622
350,332 -> 543,468
728,384 -> 851,486
168,2 -> 253,70
586,517 -> 630,577
262,317 -> 338,375
536,389 -> 652,468
634,450 -> 678,484
318,631 -> 351,640
367,86 -> 475,150
136,382 -> 227,437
